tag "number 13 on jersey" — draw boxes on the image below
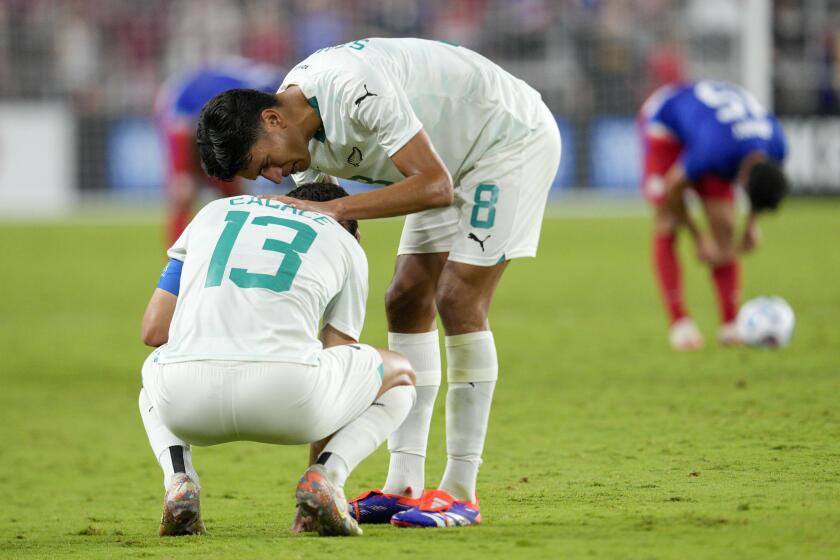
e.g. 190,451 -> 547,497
205,210 -> 318,293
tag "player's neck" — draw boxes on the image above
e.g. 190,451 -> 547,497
277,88 -> 323,143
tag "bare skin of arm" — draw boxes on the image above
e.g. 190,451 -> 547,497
270,129 -> 454,221
662,162 -> 717,263
702,202 -> 760,267
740,211 -> 760,254
141,288 -> 177,347
664,163 -> 702,240
733,151 -> 767,257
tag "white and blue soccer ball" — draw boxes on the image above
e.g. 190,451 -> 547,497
736,296 -> 796,348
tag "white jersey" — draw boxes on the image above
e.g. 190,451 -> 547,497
280,38 -> 546,189
156,195 -> 368,366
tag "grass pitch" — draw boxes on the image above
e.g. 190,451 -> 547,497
1,199 -> 839,559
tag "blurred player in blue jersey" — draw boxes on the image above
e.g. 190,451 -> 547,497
154,60 -> 283,244
639,81 -> 789,350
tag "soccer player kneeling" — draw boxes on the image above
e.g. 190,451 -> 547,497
138,183 -> 416,537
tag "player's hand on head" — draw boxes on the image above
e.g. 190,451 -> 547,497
259,195 -> 338,219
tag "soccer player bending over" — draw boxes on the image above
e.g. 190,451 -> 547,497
139,183 -> 416,537
639,80 -> 789,350
196,38 -> 561,528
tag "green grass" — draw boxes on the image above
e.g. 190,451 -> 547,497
1,199 -> 839,559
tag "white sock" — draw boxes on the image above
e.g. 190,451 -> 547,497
438,331 -> 498,503
321,385 -> 417,489
139,389 -> 199,489
383,331 -> 441,498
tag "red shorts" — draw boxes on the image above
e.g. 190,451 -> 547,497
640,129 -> 734,206
166,126 -> 241,197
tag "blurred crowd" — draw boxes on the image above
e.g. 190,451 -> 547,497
1,0 -> 839,117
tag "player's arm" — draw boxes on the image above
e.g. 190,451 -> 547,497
663,162 -> 720,263
141,258 -> 183,347
279,70 -> 453,220
664,162 -> 701,239
328,130 -> 453,220
141,289 -> 177,347
283,130 -> 452,220
739,210 -> 761,254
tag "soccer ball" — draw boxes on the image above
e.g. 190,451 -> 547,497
736,296 -> 795,348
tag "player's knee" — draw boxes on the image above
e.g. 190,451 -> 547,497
378,348 -> 416,389
436,290 -> 487,334
385,279 -> 435,322
435,283 -> 473,318
392,353 -> 416,386
380,364 -> 416,397
653,209 -> 678,235
393,370 -> 416,387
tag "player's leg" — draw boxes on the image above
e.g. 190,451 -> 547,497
390,261 -> 505,529
139,353 -> 205,536
296,346 -> 417,535
699,186 -> 740,344
380,251 -> 448,500
641,129 -> 701,349
393,104 -> 560,528
436,258 -> 506,496
358,208 -> 454,506
317,348 -> 417,489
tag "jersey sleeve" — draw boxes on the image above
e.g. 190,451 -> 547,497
347,69 -> 423,157
166,219 -> 192,261
322,240 -> 368,341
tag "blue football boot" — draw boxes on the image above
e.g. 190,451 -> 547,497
348,489 -> 420,524
390,490 -> 481,528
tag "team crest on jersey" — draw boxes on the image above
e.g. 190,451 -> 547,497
347,147 -> 363,167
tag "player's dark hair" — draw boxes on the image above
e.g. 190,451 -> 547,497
286,182 -> 359,238
747,161 -> 789,212
196,88 -> 280,181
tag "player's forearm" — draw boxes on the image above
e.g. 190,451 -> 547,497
737,212 -> 761,256
330,171 -> 453,221
141,288 -> 177,347
664,165 -> 698,237
674,200 -> 701,239
141,307 -> 171,347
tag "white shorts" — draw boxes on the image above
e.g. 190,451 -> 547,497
141,344 -> 383,446
398,103 -> 561,266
